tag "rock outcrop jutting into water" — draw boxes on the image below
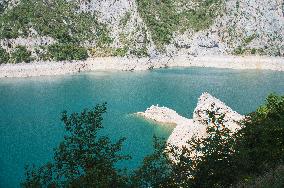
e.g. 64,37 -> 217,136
137,93 -> 244,150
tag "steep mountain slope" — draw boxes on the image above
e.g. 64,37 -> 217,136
170,0 -> 284,56
0,0 -> 283,64
77,0 -> 154,57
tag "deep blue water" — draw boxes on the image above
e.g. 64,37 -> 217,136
0,67 -> 284,187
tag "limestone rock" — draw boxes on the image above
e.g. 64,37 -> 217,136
193,93 -> 244,132
136,105 -> 184,125
136,93 -> 244,150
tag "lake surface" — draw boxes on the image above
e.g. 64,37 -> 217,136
1,67 -> 284,187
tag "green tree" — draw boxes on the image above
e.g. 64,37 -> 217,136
234,94 -> 284,179
131,136 -> 175,188
21,103 -> 131,187
188,111 -> 238,188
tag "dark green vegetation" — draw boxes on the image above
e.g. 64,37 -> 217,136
0,0 -> 8,14
179,0 -> 224,32
235,165 -> 284,188
136,0 -> 178,49
136,0 -> 223,49
0,46 -> 33,64
22,103 -> 131,187
0,0 -> 109,43
133,94 -> 284,188
10,46 -> 33,63
22,94 -> 284,187
48,44 -> 89,61
236,94 -> 284,175
0,47 -> 9,64
132,111 -> 237,187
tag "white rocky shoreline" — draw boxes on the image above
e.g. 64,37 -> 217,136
136,93 -> 244,150
0,55 -> 284,78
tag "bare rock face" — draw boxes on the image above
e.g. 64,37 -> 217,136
78,0 -> 155,56
0,37 -> 56,51
136,93 -> 244,150
193,93 -> 244,132
168,93 -> 244,150
136,105 -> 185,125
170,0 -> 284,56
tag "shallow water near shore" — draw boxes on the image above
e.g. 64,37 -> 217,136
1,67 -> 284,187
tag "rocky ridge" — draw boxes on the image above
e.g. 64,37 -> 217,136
77,0 -> 154,55
136,93 -> 244,150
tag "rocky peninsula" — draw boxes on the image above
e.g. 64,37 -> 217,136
136,93 -> 244,150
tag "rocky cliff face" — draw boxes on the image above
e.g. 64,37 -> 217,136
173,0 -> 284,56
0,0 -> 283,61
77,0 -> 154,55
86,0 -> 284,57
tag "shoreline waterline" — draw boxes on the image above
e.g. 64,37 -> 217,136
0,55 -> 284,78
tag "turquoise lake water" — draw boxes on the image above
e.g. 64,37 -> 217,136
1,67 -> 284,187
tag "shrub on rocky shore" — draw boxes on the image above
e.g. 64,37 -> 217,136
0,47 -> 9,64
10,46 -> 33,63
48,44 -> 89,61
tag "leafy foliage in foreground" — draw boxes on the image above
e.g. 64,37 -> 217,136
234,94 -> 284,177
133,109 -> 238,188
22,94 -> 284,187
21,103 -> 131,187
234,165 -> 284,188
134,94 -> 284,187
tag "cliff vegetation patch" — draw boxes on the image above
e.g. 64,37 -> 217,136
0,0 -> 111,44
136,0 -> 224,50
0,0 -> 115,62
